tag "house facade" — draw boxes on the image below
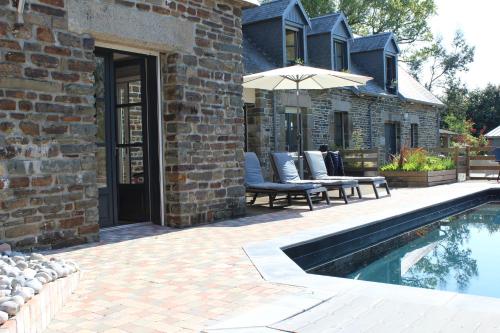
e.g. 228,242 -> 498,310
0,0 -> 256,249
242,0 -> 445,178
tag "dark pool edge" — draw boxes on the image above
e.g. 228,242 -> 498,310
283,188 -> 500,272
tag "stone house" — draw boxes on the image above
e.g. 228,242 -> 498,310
242,0 -> 445,178
0,0 -> 256,249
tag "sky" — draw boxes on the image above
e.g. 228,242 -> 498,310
430,0 -> 500,90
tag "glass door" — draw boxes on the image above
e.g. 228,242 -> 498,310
95,48 -> 161,227
114,59 -> 149,222
95,53 -> 116,228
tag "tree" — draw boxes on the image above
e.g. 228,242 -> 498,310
301,0 -> 436,44
466,84 -> 500,134
408,31 -> 475,92
441,78 -> 469,121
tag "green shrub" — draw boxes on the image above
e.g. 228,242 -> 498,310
381,148 -> 455,172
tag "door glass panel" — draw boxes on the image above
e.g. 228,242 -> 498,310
95,56 -> 107,188
129,105 -> 143,144
117,147 -> 144,184
117,107 -> 130,145
128,80 -> 141,103
130,146 -> 144,184
118,147 -> 131,184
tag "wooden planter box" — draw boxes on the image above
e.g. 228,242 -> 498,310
381,169 -> 457,187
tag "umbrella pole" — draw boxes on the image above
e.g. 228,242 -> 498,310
296,81 -> 304,178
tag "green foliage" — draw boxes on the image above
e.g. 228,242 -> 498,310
465,84 -> 500,135
301,0 -> 436,45
380,147 -> 455,172
444,114 -> 488,148
408,31 -> 475,92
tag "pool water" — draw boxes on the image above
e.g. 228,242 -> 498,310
318,202 -> 500,298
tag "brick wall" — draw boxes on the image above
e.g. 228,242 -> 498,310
0,0 -> 98,249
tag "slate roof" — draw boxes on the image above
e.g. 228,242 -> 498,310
397,66 -> 444,106
350,32 -> 394,53
485,125 -> 500,138
242,0 -> 290,25
243,36 -> 277,75
348,58 -> 443,106
307,13 -> 341,35
349,60 -> 387,96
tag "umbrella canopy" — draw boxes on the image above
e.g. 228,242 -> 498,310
243,64 -> 372,90
242,64 -> 372,177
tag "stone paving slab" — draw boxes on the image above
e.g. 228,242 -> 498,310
43,182 -> 499,332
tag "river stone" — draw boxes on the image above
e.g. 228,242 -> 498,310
0,301 -> 19,315
35,272 -> 51,284
25,279 -> 42,294
14,287 -> 34,301
0,243 -> 11,253
30,253 -> 45,261
16,261 -> 28,270
11,276 -> 26,289
23,268 -> 36,280
0,290 -> 10,297
10,295 -> 24,306
0,310 -> 7,324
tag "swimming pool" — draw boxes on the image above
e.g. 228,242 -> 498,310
283,189 -> 500,299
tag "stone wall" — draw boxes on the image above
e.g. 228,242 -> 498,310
1,0 -> 249,247
0,0 -> 98,249
246,88 -> 441,177
157,0 -> 247,227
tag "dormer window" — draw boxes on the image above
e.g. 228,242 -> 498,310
286,28 -> 303,66
386,55 -> 397,94
333,40 -> 348,71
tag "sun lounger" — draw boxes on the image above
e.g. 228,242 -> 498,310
304,150 -> 391,199
271,152 -> 360,204
244,152 -> 330,210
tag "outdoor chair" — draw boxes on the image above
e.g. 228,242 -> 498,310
244,152 -> 330,211
271,152 -> 360,204
304,151 -> 391,199
494,148 -> 500,182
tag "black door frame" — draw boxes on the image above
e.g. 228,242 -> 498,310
95,47 -> 161,227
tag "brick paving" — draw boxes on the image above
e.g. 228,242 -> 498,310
44,182 -> 496,333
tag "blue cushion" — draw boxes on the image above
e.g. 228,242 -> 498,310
495,148 -> 500,162
244,152 -> 265,185
248,182 -> 321,191
304,151 -> 328,179
272,152 -> 301,182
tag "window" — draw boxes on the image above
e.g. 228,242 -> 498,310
411,124 -> 419,148
384,122 -> 401,160
386,55 -> 397,94
286,28 -> 302,66
285,108 -> 302,152
334,40 -> 348,71
333,112 -> 349,149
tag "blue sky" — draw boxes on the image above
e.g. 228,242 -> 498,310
430,0 -> 500,90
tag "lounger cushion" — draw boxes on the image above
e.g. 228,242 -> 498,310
247,182 -> 321,191
304,151 -> 329,179
272,152 -> 301,182
286,178 -> 358,186
317,176 -> 385,183
244,152 -> 265,185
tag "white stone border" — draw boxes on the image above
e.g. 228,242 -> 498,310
0,271 -> 80,333
208,184 -> 500,331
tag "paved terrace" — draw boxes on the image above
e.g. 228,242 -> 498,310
44,182 -> 499,333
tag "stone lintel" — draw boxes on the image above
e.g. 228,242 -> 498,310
67,0 -> 195,54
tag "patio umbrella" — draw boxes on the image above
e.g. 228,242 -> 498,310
243,64 -> 372,177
